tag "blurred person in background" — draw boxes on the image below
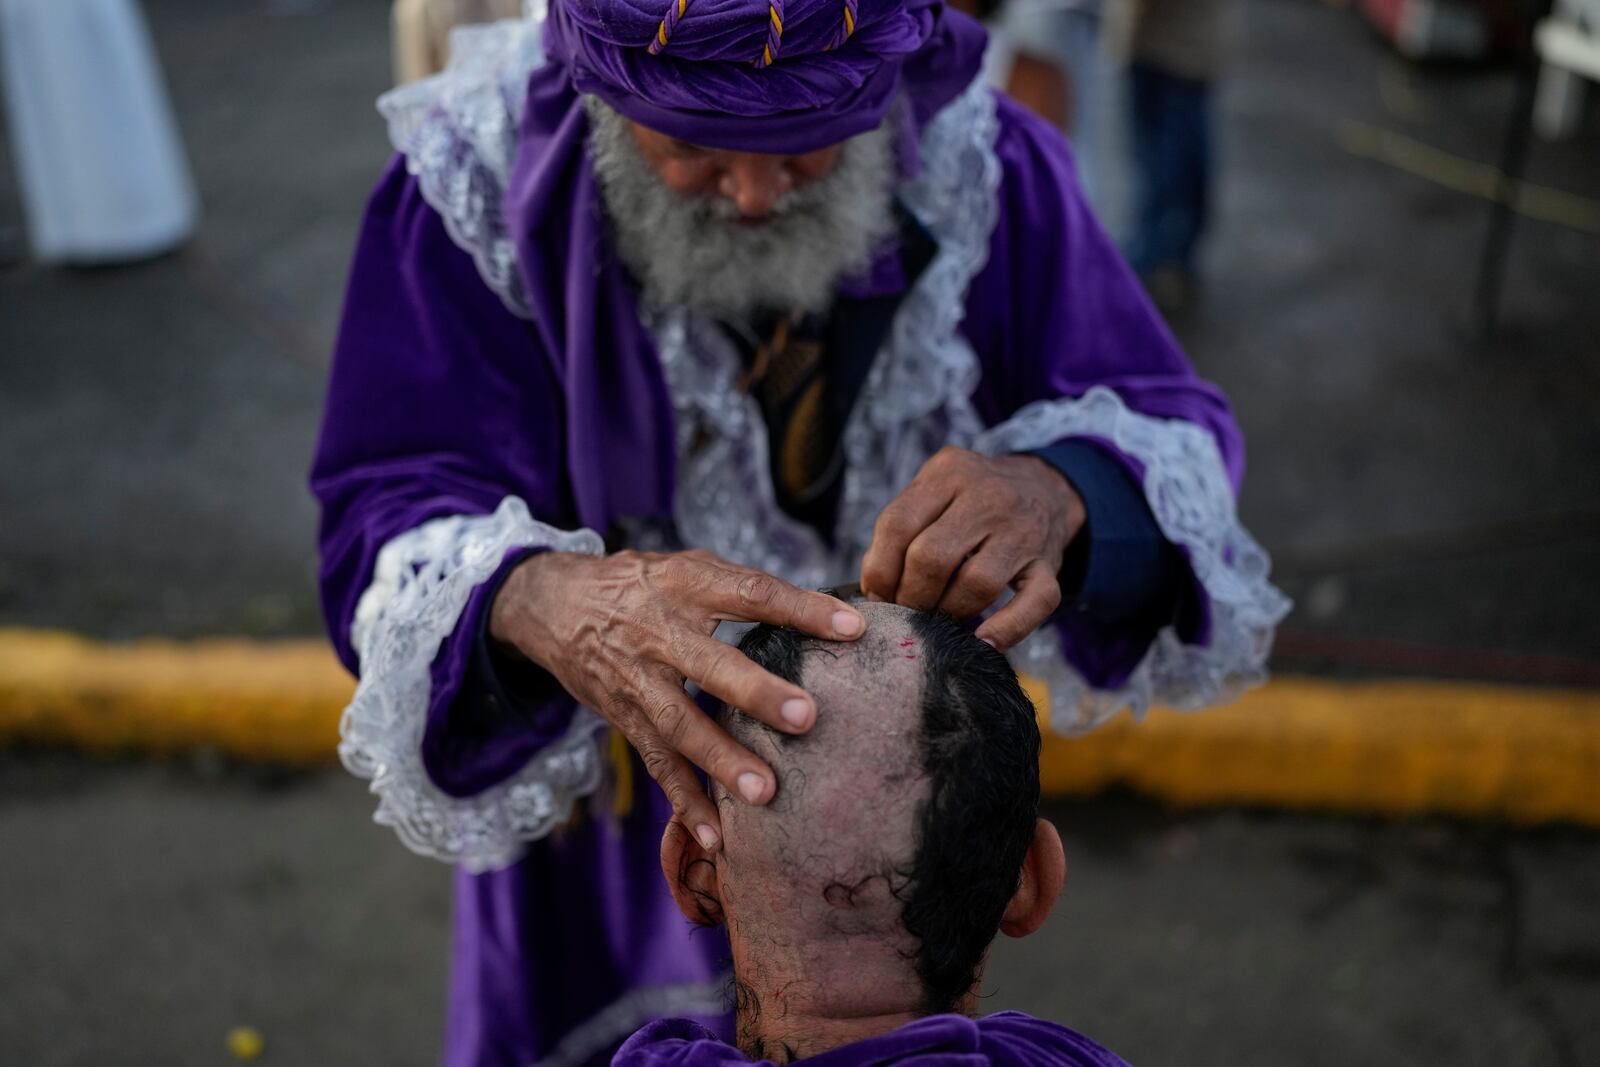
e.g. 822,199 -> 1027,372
983,0 -> 1106,201
313,1 -> 1287,1063
1106,0 -> 1236,310
0,0 -> 198,263
393,0 -> 527,83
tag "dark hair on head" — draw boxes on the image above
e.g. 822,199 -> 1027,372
733,609 -> 1041,1015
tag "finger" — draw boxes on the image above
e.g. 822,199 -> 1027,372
640,677 -> 776,807
937,539 -> 1024,621
676,635 -> 818,734
698,561 -> 865,641
860,479 -> 955,602
629,724 -> 728,851
974,558 -> 1063,651
896,507 -> 988,611
604,695 -> 731,835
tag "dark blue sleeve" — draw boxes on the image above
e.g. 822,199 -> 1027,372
1028,439 -> 1184,625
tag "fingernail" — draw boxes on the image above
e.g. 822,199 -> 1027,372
737,772 -> 766,803
832,610 -> 863,636
979,636 -> 998,648
696,824 -> 720,851
780,698 -> 811,729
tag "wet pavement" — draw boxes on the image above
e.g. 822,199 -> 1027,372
0,752 -> 1595,1067
1,1 -> 1598,1064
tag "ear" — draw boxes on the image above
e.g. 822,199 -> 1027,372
660,820 -> 726,928
999,818 -> 1066,939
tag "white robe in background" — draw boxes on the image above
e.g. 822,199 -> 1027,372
0,0 -> 198,263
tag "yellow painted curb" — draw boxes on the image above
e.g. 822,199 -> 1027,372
0,629 -> 351,765
2,628 -> 1597,825
1025,677 -> 1600,826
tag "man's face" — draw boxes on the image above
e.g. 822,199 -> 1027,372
585,97 -> 899,321
626,123 -> 848,220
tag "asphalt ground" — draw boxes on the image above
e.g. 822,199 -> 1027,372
1,1 -> 1599,1065
0,752 -> 1595,1067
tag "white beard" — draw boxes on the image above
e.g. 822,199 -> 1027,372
584,96 -> 899,322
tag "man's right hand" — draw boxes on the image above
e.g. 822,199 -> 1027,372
489,548 -> 865,852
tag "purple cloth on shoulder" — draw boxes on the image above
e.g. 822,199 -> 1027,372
614,1012 -> 1137,1065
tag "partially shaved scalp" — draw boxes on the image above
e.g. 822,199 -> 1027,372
715,605 -> 929,1020
714,602 -> 1042,1030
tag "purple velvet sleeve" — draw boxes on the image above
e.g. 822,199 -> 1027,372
962,94 -> 1241,687
311,158 -> 581,797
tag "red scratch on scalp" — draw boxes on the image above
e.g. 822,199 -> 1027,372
899,639 -> 916,647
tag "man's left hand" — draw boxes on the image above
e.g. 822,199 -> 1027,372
860,447 -> 1085,650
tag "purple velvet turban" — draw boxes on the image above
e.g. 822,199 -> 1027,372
542,0 -> 987,152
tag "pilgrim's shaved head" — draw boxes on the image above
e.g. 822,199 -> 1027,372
668,601 -> 1049,1058
715,606 -> 933,1017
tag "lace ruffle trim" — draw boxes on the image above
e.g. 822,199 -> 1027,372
341,496 -> 607,871
974,386 -> 1293,734
651,77 -> 1002,590
378,18 -> 544,319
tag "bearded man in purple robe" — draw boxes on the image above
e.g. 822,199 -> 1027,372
311,0 -> 1288,1062
617,601 -> 1130,1066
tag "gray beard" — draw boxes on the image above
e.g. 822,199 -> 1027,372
584,96 -> 899,322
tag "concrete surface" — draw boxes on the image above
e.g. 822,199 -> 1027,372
0,0 -> 1596,676
1,3 -> 1598,1066
0,753 -> 1595,1067
0,0 -> 389,639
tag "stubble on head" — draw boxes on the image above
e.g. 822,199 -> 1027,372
713,605 -> 934,1054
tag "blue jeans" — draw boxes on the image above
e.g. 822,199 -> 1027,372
1124,62 -> 1212,278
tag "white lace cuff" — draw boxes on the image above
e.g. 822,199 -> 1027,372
973,386 -> 1292,734
341,496 -> 608,871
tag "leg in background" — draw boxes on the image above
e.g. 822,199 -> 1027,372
1125,61 -> 1169,280
1166,71 -> 1212,275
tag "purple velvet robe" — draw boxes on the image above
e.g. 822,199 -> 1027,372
613,1013 -> 1137,1066
313,80 -> 1239,1067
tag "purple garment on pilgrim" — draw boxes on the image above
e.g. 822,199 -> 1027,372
312,15 -> 1245,1060
613,1012 -> 1137,1066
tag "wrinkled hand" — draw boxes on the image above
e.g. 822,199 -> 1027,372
490,549 -> 864,850
860,447 -> 1085,650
